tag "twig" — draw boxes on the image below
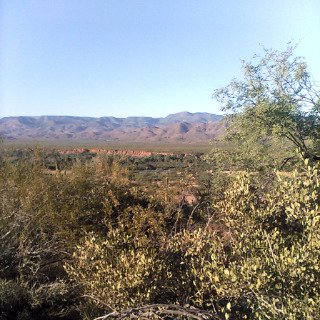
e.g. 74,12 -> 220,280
263,230 -> 283,277
83,294 -> 115,312
187,202 -> 201,227
93,303 -> 221,320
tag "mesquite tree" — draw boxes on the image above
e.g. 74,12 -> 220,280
214,44 -> 320,165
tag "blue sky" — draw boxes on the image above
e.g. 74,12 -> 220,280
1,0 -> 320,118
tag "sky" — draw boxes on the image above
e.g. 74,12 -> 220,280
1,0 -> 320,118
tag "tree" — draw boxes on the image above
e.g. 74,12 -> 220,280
213,44 -> 320,166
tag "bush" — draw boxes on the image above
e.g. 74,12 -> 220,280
0,155 -> 139,319
67,159 -> 320,319
1,150 -> 319,319
170,161 -> 320,319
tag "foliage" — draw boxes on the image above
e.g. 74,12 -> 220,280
213,44 -> 320,167
67,156 -> 320,319
1,148 -> 319,319
66,230 -> 159,314
0,154 -> 156,319
167,161 -> 320,319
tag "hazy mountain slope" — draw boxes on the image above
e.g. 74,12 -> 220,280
160,111 -> 223,124
0,112 -> 225,142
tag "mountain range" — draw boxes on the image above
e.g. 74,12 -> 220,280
0,112 -> 225,143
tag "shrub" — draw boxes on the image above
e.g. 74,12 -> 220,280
170,161 -> 320,319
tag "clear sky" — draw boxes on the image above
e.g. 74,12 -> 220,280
1,0 -> 319,118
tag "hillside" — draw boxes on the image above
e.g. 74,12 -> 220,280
0,112 -> 225,143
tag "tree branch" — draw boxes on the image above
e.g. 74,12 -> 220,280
94,304 -> 221,320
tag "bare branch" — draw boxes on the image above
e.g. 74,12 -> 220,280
94,304 -> 221,320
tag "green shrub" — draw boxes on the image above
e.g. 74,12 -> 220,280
170,161 -> 320,319
67,159 -> 320,319
1,150 -> 319,319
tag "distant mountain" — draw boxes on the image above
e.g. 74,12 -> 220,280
0,112 -> 225,143
160,111 -> 222,124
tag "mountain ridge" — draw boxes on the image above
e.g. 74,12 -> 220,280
0,112 -> 225,143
